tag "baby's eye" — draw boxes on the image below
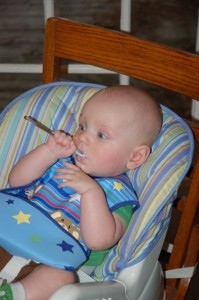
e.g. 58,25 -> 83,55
79,124 -> 86,131
98,132 -> 108,139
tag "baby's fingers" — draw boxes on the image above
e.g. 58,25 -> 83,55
62,162 -> 81,170
54,163 -> 79,177
54,172 -> 77,188
54,131 -> 72,145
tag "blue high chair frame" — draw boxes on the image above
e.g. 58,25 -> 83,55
0,80 -> 194,300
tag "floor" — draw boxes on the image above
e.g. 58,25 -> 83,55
0,1 -> 199,299
0,0 -> 198,118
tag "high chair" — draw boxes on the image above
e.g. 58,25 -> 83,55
0,17 -> 198,300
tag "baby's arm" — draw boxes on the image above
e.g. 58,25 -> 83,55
8,132 -> 76,187
54,162 -> 125,250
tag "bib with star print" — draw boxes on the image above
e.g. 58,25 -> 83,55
0,157 -> 138,271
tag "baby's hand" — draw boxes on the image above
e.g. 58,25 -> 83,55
46,131 -> 76,160
54,162 -> 98,195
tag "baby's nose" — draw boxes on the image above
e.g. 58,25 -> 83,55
79,131 -> 89,144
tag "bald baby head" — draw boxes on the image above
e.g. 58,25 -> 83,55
87,85 -> 162,148
75,85 -> 162,174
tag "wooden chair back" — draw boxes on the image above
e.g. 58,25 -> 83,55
42,17 -> 199,294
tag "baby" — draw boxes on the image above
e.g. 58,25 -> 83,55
0,85 -> 162,300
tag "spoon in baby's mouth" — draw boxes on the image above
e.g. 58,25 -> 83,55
25,116 -> 85,158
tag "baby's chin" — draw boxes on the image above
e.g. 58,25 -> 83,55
74,156 -> 125,178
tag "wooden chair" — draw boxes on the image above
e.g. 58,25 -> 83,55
41,17 -> 199,297
175,225 -> 199,299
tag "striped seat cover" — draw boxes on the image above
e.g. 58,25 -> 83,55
0,82 -> 194,281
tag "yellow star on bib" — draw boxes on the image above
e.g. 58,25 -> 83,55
12,211 -> 31,224
113,181 -> 123,191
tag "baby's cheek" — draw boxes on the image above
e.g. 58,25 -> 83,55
105,152 -> 127,173
99,153 -> 120,169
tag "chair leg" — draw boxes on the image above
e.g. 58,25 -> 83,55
184,255 -> 199,300
43,0 -> 54,24
167,159 -> 199,287
174,225 -> 199,300
191,8 -> 199,120
119,0 -> 131,85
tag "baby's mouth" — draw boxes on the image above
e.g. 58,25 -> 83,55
75,149 -> 86,158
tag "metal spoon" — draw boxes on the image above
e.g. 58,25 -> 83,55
24,116 -> 54,135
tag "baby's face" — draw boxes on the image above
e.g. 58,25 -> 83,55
73,97 -> 136,177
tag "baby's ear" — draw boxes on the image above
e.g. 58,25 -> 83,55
127,145 -> 151,170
